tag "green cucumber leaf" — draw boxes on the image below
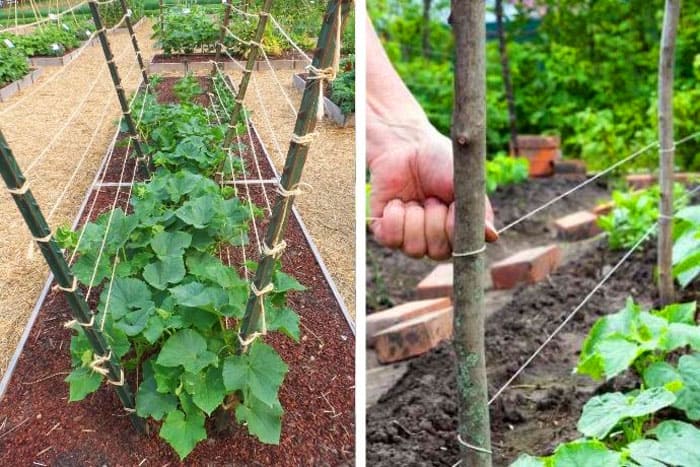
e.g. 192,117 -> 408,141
159,408 -> 207,459
223,341 -> 288,407
235,394 -> 283,444
157,329 -> 218,374
65,366 -> 103,402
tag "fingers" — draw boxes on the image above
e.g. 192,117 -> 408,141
403,202 -> 426,258
424,198 -> 451,260
372,199 -> 405,249
445,199 -> 499,248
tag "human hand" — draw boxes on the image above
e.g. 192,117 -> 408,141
368,117 -> 498,260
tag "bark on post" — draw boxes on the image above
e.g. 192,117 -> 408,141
0,129 -> 144,433
88,0 -> 148,176
451,1 -> 492,466
118,0 -> 149,85
223,0 -> 275,148
238,0 -> 352,344
658,0 -> 680,305
495,0 -> 518,155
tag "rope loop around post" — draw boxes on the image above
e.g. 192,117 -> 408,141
89,350 -> 112,377
262,239 -> 287,259
63,313 -> 96,329
457,434 -> 493,455
290,132 -> 318,145
276,182 -> 313,198
452,245 -> 487,258
7,181 -> 30,195
56,276 -> 78,293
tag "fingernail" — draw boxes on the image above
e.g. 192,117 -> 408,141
485,220 -> 499,242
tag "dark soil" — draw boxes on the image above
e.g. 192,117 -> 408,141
366,177 -> 612,311
366,240 -> 699,466
0,79 -> 354,465
152,50 -> 308,63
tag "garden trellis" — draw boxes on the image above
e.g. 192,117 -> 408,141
449,0 -> 699,465
0,0 -> 352,459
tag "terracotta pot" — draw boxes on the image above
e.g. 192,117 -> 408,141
515,135 -> 561,177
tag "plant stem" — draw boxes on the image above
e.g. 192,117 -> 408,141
451,0 -> 492,466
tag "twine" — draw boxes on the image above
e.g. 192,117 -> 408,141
457,434 -> 493,455
453,245 -> 487,257
107,369 -> 125,386
660,145 -> 676,153
33,232 -> 52,243
56,277 -> 78,293
63,313 -> 95,329
89,351 -> 112,377
291,132 -> 318,145
276,182 -> 313,198
7,181 -> 30,195
262,239 -> 287,258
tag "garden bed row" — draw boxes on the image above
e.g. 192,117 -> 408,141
148,52 -> 312,74
0,77 -> 354,465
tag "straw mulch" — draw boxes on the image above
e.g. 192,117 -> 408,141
0,20 -> 156,377
231,67 -> 356,319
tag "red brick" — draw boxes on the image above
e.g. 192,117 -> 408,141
416,263 -> 453,299
626,172 -> 700,189
367,297 -> 452,347
553,159 -> 587,179
554,211 -> 601,240
490,245 -> 562,290
592,201 -> 615,216
374,307 -> 453,363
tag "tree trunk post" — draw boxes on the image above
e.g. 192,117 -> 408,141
451,1 -> 492,466
0,129 -> 144,433
223,0 -> 275,148
238,0 -> 352,346
495,0 -> 518,156
118,0 -> 149,85
658,0 -> 680,305
87,0 -> 149,177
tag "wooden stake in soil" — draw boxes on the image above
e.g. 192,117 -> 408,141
0,129 -> 144,433
657,0 -> 680,305
451,1 -> 492,466
223,0 -> 274,148
238,0 -> 353,344
87,0 -> 148,176
118,0 -> 149,85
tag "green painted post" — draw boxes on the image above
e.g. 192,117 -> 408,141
223,0 -> 274,148
213,0 -> 233,74
0,129 -> 145,433
238,0 -> 352,343
118,0 -> 149,85
87,0 -> 148,176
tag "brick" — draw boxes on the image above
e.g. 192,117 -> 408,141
374,307 -> 453,363
592,201 -> 615,216
367,297 -> 452,347
416,263 -> 453,299
554,211 -> 601,240
553,159 -> 587,179
626,173 -> 700,189
490,244 -> 562,290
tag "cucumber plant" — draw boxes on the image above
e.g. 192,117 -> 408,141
58,77 -> 303,459
0,46 -> 29,87
672,205 -> 700,288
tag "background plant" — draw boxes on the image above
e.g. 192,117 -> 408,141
98,0 -> 145,28
0,45 -> 29,87
329,55 -> 355,114
486,153 -> 529,193
672,205 -> 700,288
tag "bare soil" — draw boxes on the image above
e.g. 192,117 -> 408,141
367,240 -> 699,466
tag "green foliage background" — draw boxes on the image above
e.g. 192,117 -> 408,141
370,0 -> 700,171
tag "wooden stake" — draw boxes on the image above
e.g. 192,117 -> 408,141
658,0 -> 680,305
451,1 -> 492,465
238,0 -> 352,344
0,129 -> 144,433
223,0 -> 274,148
213,0 -> 233,73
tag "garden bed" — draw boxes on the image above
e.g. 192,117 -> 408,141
149,52 -> 311,74
366,240 -> 699,466
0,77 -> 354,465
0,68 -> 42,102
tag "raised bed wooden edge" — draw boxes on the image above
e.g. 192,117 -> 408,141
0,68 -> 43,102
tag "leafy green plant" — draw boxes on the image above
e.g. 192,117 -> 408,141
153,5 -> 218,55
0,45 -> 29,87
98,0 -> 144,28
486,154 -> 529,193
1,24 -> 80,57
576,298 -> 699,380
597,184 -> 688,250
329,55 -> 355,115
59,77 -> 302,459
672,205 -> 700,288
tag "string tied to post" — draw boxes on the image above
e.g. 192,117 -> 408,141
452,244 -> 487,258
262,239 -> 287,259
237,282 -> 274,350
63,312 -> 95,329
7,181 -> 30,195
291,132 -> 318,145
457,434 -> 493,455
89,350 -> 112,377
